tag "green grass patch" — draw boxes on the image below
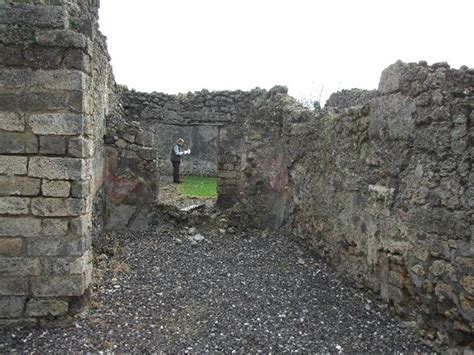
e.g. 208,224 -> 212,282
179,176 -> 217,199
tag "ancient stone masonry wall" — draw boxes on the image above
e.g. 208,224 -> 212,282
279,61 -> 473,345
0,0 -> 111,324
121,88 -> 268,206
104,87 -> 158,230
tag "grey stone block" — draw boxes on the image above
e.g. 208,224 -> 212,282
0,131 -> 38,154
0,4 -> 66,28
0,278 -> 29,295
29,113 -> 84,135
70,180 -> 90,198
0,217 -> 41,237
27,238 -> 85,257
36,29 -> 87,48
39,135 -> 67,155
41,180 -> 70,197
0,297 -> 25,318
41,218 -> 68,237
31,197 -> 85,217
0,176 -> 41,196
25,299 -> 69,317
68,136 -> 93,158
0,69 -> 85,91
31,275 -> 85,297
0,111 -> 24,132
0,197 -> 30,215
0,257 -> 41,276
0,156 -> 27,175
29,157 -> 85,180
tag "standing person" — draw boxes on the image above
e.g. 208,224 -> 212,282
170,138 -> 190,183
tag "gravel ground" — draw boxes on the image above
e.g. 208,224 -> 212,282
0,227 -> 432,353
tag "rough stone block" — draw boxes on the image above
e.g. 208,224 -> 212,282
0,112 -> 24,132
0,4 -> 67,28
42,251 -> 90,275
0,91 -> 83,113
0,238 -> 24,256
23,46 -> 62,70
0,217 -> 41,237
0,278 -> 29,295
68,136 -> 92,158
378,60 -> 407,94
0,156 -> 27,175
0,176 -> 41,196
0,69 -> 85,91
41,218 -> 68,237
461,276 -> 474,295
29,113 -> 84,135
0,297 -> 25,318
27,238 -> 84,257
29,156 -> 85,180
25,299 -> 69,317
70,180 -> 90,198
31,275 -> 85,297
0,257 -> 40,276
0,131 -> 38,154
41,180 -> 70,197
36,29 -> 87,48
31,197 -> 85,217
0,197 -> 30,215
39,135 -> 67,155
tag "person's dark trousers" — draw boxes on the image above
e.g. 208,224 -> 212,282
172,161 -> 181,183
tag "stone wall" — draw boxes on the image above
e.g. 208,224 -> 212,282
121,88 -> 267,206
104,90 -> 158,230
0,0 -> 110,323
235,61 -> 473,345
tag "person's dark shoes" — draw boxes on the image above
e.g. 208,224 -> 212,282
173,181 -> 181,184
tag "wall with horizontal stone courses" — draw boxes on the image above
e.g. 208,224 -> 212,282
277,61 -> 473,346
121,88 -> 269,206
0,0 -> 112,324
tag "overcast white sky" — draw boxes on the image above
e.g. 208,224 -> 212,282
99,0 -> 473,104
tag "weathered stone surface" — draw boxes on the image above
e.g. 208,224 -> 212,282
0,156 -> 27,175
31,275 -> 85,296
27,238 -> 85,257
25,299 -> 69,317
39,135 -> 67,155
0,257 -> 41,276
0,91 -> 83,113
68,136 -> 92,158
0,112 -> 24,131
29,113 -> 84,135
36,29 -> 87,48
0,238 -> 24,256
0,131 -> 38,154
31,197 -> 85,217
0,197 -> 30,215
0,176 -> 41,196
41,180 -> 70,197
29,156 -> 85,180
70,180 -> 90,198
42,251 -> 90,275
0,277 -> 29,296
0,297 -> 25,318
0,69 -> 85,91
0,217 -> 41,237
378,60 -> 407,94
461,276 -> 474,295
41,218 -> 68,237
0,4 -> 66,28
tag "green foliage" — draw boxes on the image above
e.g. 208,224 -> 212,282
179,176 -> 217,199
